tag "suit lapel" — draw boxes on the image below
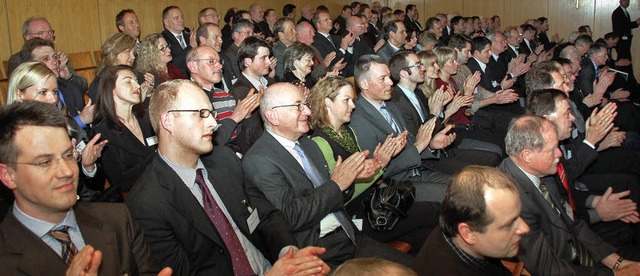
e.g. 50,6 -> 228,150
355,96 -> 396,135
75,205 -> 120,273
262,132 -> 309,180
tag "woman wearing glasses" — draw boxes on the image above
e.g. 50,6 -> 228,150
92,65 -> 157,195
307,76 -> 439,253
7,61 -> 107,200
136,33 -> 187,84
89,33 -> 155,102
282,42 -> 320,89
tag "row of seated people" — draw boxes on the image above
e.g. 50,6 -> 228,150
2,1 -> 640,275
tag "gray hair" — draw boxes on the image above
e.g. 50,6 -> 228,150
505,115 -> 549,156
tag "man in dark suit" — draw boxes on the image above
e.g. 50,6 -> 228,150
412,166 -> 529,275
612,0 -> 640,62
126,80 -> 330,275
376,20 -> 407,63
579,42 -> 631,101
403,5 -> 421,32
223,19 -> 254,82
161,6 -> 192,77
500,115 -> 640,275
0,102 -> 164,275
242,82 -> 413,268
298,5 -> 315,29
312,11 -> 353,71
343,15 -> 374,77
230,37 -> 275,154
332,5 -> 351,36
273,18 -> 298,80
350,55 -> 453,202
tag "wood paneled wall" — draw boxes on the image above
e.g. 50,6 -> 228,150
1,0 -> 639,76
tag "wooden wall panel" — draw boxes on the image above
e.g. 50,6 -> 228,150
463,0 -> 503,19
0,0 -> 11,62
423,0 -> 463,18
548,0 -> 595,42
503,0 -> 548,29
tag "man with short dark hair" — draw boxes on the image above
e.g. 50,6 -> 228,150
196,23 -> 234,91
413,166 -> 529,275
273,18 -> 298,80
403,4 -> 421,32
612,0 -> 640,63
376,20 -> 407,63
198,7 -> 220,26
223,18 -> 254,81
283,4 -> 296,20
116,9 -> 141,50
0,102 -> 164,275
161,5 -> 193,77
333,5 -> 352,36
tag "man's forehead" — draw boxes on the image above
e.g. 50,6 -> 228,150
208,25 -> 221,35
124,12 -> 138,20
33,46 -> 54,54
199,48 -> 218,58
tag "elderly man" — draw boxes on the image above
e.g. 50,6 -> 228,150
500,115 -> 640,275
344,15 -> 373,77
198,7 -> 220,26
273,18 -> 298,80
243,82 -> 413,268
412,166 -> 530,275
8,16 -> 87,90
0,102 -> 165,275
298,5 -> 315,28
195,23 -> 233,91
161,6 -> 193,77
313,10 -> 353,71
126,80 -> 330,275
223,19 -> 254,81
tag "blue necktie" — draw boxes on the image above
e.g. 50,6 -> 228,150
294,144 -> 356,243
380,105 -> 400,134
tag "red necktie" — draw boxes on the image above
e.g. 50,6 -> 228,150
195,169 -> 254,275
557,162 -> 576,210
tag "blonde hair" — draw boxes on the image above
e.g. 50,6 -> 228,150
97,33 -> 137,75
307,76 -> 354,129
136,33 -> 169,80
417,50 -> 437,98
7,61 -> 56,105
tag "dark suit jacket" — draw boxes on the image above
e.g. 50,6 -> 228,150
219,52 -> 236,90
127,148 -> 297,275
364,22 -> 380,48
229,73 -> 273,154
375,41 -> 398,63
350,96 -> 436,181
388,86 -> 436,136
499,158 -> 616,276
344,36 -> 374,77
272,40 -> 288,81
91,112 -> 157,192
0,203 -> 158,275
161,29 -> 192,77
223,43 -> 241,81
612,6 -> 639,38
312,33 -> 349,69
58,78 -> 86,118
242,133 -> 350,249
578,58 -> 598,96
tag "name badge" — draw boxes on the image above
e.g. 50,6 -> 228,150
622,36 -> 629,40
352,219 -> 363,231
75,140 -> 87,154
247,207 -> 260,234
491,80 -> 499,87
145,136 -> 158,146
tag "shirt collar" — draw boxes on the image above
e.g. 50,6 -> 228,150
159,151 -> 207,191
443,232 -> 490,268
13,202 -> 78,239
242,72 -> 269,90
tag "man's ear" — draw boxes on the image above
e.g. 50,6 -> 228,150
117,25 -> 125,33
521,148 -> 533,163
160,112 -> 173,134
457,222 -> 477,245
0,164 -> 17,191
399,68 -> 410,79
358,79 -> 369,91
264,109 -> 279,127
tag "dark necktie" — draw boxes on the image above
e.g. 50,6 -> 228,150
177,34 -> 187,49
293,144 -> 356,243
48,226 -> 78,266
539,182 -> 592,266
195,169 -> 254,275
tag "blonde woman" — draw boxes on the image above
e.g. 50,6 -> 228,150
136,33 -> 187,83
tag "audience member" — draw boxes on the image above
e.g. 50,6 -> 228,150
116,9 -> 142,51
195,23 -> 234,91
313,10 -> 353,71
161,6 -> 193,77
273,18 -> 298,80
136,33 -> 188,83
223,18 -> 254,81
376,20 -> 407,63
282,42 -> 321,89
198,7 -> 220,26
283,4 -> 296,21
334,258 -> 416,276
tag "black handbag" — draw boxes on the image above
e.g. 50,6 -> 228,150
363,179 -> 415,231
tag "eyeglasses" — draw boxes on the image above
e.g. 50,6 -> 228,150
10,149 -> 80,171
271,102 -> 308,112
193,58 -> 224,65
35,53 -> 60,63
402,62 -> 424,70
236,30 -> 254,36
167,109 -> 217,118
28,30 -> 55,37
158,44 -> 170,52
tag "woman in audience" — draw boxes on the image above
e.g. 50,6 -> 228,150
136,33 -> 187,84
417,50 -> 440,98
261,8 -> 277,40
308,75 -> 439,254
92,65 -> 157,195
403,29 -> 419,51
7,61 -> 107,200
282,42 -> 319,89
433,47 -> 476,125
89,33 -> 154,101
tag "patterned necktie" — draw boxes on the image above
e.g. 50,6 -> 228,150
380,106 -> 400,134
195,169 -> 254,275
326,35 -> 336,49
177,34 -> 187,49
293,144 -> 356,243
48,226 -> 78,266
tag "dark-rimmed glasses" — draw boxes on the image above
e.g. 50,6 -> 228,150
167,109 -> 217,118
271,102 -> 308,112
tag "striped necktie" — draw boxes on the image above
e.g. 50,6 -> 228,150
48,226 -> 78,266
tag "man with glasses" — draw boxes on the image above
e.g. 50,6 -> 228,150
21,38 -> 93,129
187,45 -> 261,151
198,7 -> 220,26
579,42 -> 630,101
196,23 -> 234,91
0,101 -> 165,275
126,79 -> 330,275
243,82 -> 413,268
8,17 -> 87,91
313,11 -> 353,73
224,19 -> 255,81
161,6 -> 193,77
273,18 -> 298,80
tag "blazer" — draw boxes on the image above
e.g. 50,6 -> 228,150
58,78 -> 86,118
126,148 -> 296,275
242,132 -> 350,248
272,40 -> 288,80
229,73 -> 273,154
364,22 -> 380,48
499,158 -> 616,276
91,111 -> 157,192
350,96 -> 436,181
219,52 -> 236,89
612,6 -> 639,38
344,36 -> 374,77
577,58 -> 598,95
312,33 -> 349,69
0,203 -> 158,275
161,29 -> 192,77
375,41 -> 398,63
223,43 -> 241,81
388,86 -> 435,136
